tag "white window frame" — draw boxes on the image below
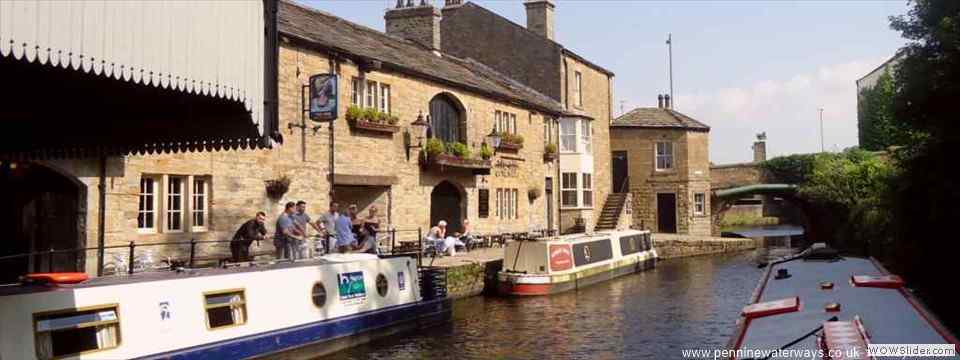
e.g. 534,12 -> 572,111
560,119 -> 577,153
513,189 -> 519,219
494,110 -> 502,133
350,77 -> 360,106
34,305 -> 121,358
561,172 -> 578,208
574,71 -> 583,107
365,80 -> 378,109
510,113 -> 517,134
496,188 -> 503,218
379,83 -> 391,113
138,176 -> 158,234
694,193 -> 706,216
191,177 -> 210,232
655,141 -> 674,171
582,173 -> 593,207
166,176 -> 185,233
582,120 -> 592,153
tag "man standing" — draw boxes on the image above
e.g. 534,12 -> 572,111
275,202 -> 303,260
292,201 -> 323,258
319,202 -> 341,254
231,211 -> 267,262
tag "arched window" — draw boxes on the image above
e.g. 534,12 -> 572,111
429,94 -> 464,143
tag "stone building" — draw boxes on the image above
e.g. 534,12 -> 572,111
3,0 -> 606,277
439,0 -> 616,233
610,95 -> 712,236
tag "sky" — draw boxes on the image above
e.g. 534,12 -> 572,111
302,0 -> 910,163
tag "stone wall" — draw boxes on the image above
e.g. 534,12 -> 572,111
442,260 -> 503,299
654,233 -> 757,259
710,162 -> 763,190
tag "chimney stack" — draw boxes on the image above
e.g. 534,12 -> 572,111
752,132 -> 767,162
657,94 -> 664,109
664,94 -> 672,109
524,0 -> 555,41
386,0 -> 442,51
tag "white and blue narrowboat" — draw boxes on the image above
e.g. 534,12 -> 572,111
0,253 -> 450,359
497,229 -> 656,296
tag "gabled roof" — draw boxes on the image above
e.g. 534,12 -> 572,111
612,107 -> 710,132
279,1 -> 564,115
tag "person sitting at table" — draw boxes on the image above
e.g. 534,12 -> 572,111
427,220 -> 464,256
356,206 -> 381,254
458,219 -> 475,251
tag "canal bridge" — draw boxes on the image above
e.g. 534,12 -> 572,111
708,162 -> 818,241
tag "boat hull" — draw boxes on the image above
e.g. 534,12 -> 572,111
498,256 -> 656,296
138,297 -> 451,360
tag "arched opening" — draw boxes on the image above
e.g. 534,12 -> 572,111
429,93 -> 466,144
712,193 -> 811,244
0,161 -> 84,282
430,181 -> 465,233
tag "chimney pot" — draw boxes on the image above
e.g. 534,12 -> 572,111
657,94 -> 664,109
664,94 -> 672,109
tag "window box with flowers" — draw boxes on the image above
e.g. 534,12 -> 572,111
544,142 -> 558,162
420,138 -> 492,172
497,132 -> 524,151
346,105 -> 400,134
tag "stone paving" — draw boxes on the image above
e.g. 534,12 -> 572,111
422,246 -> 505,268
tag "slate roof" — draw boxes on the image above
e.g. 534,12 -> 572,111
612,107 -> 710,131
279,1 -> 564,115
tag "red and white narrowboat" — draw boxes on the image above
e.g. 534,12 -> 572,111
497,230 -> 656,296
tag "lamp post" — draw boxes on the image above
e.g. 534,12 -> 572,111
404,111 -> 430,161
485,128 -> 502,154
818,107 -> 824,153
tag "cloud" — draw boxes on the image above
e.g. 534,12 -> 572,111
679,58 -> 887,164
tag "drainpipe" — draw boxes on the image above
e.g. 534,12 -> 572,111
96,156 -> 106,276
556,117 -> 562,235
328,58 -> 338,201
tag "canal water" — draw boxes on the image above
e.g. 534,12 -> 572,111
321,225 -> 802,359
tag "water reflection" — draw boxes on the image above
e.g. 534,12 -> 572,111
320,251 -> 764,360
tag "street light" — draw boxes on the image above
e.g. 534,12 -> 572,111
404,111 -> 431,161
485,128 -> 502,152
818,108 -> 824,153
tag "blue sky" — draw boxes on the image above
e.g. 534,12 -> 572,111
302,0 -> 909,163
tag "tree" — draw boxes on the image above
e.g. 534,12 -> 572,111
857,70 -> 918,150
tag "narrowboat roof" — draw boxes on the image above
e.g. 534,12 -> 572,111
529,229 -> 648,244
732,253 -> 958,355
0,253 -> 394,297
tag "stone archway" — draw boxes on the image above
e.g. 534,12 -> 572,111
430,181 -> 466,233
711,192 -> 813,242
0,161 -> 85,282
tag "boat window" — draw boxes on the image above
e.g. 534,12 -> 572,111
34,305 -> 121,359
312,282 -> 327,308
376,273 -> 389,297
205,289 -> 247,330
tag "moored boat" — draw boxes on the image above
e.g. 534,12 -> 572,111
497,229 -> 656,296
0,253 -> 450,360
728,244 -> 958,359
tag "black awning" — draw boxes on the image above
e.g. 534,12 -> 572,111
0,56 -> 272,160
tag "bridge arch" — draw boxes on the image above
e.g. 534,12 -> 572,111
710,184 -> 813,243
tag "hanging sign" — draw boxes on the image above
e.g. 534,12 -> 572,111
309,74 -> 338,122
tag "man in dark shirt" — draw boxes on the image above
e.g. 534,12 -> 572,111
231,212 -> 267,262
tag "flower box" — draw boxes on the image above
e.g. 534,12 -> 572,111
498,141 -> 523,151
544,152 -> 558,162
421,153 -> 492,174
351,119 -> 399,134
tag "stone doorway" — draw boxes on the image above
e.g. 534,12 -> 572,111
0,162 -> 85,282
430,181 -> 464,233
657,193 -> 677,234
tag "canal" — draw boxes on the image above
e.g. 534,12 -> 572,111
320,226 -> 802,359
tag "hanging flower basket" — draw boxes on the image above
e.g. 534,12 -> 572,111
265,176 -> 291,200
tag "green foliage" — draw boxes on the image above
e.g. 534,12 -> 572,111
345,105 -> 363,122
447,142 -> 471,159
425,138 -> 445,157
387,114 -> 400,125
360,108 -> 378,122
544,142 -> 558,155
501,132 -> 525,146
857,70 -> 919,151
759,153 -> 817,184
376,111 -> 389,123
797,149 -> 896,209
479,143 -> 494,159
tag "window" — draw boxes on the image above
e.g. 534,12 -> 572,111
694,193 -> 706,216
379,84 -> 391,113
494,110 -> 502,133
376,274 -> 389,297
560,119 -> 577,153
34,305 -> 120,359
312,282 -> 327,308
512,189 -> 519,219
205,290 -> 247,329
351,77 -> 360,106
582,120 -> 592,153
510,113 -> 517,134
506,189 -> 513,219
365,81 -> 378,109
574,71 -> 583,107
166,177 -> 184,232
656,142 -> 674,170
192,178 -> 209,231
496,189 -> 503,218
562,173 -> 578,207
138,177 -> 157,233
429,94 -> 463,143
478,189 -> 490,218
582,174 -> 593,207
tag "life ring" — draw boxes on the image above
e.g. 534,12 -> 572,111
23,272 -> 89,285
